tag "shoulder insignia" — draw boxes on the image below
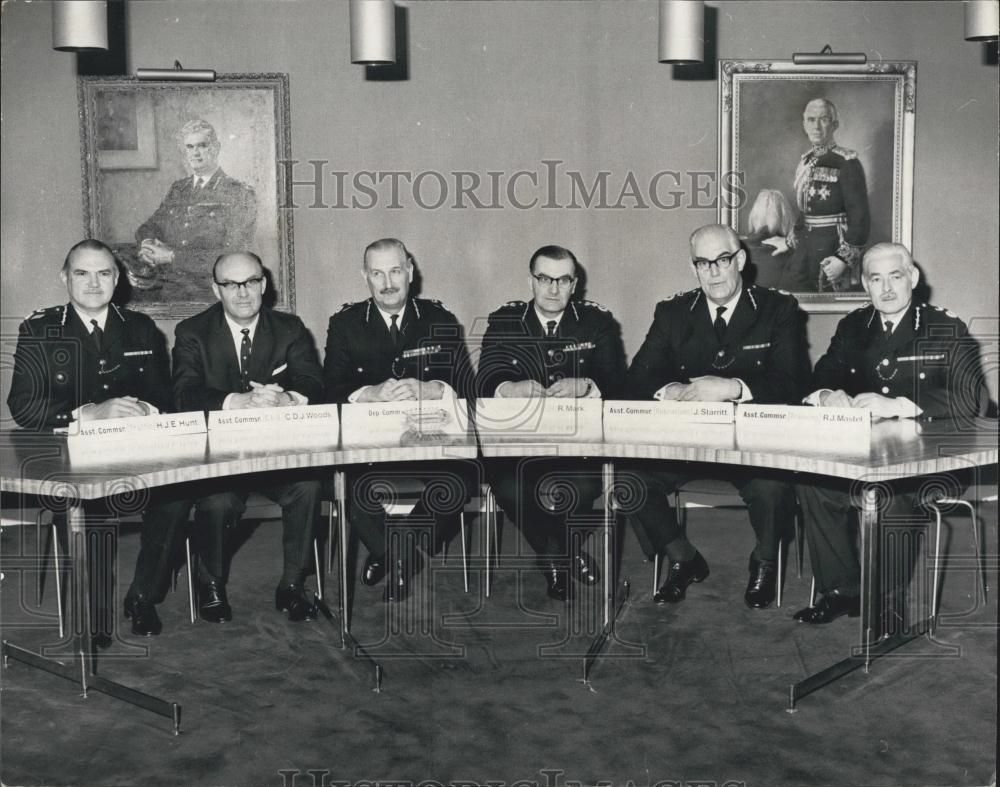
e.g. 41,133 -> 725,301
337,301 -> 364,314
579,299 -> 609,312
503,300 -> 526,308
111,303 -> 126,321
832,145 -> 859,161
27,305 -> 63,320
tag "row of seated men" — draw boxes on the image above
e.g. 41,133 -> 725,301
6,225 -> 979,644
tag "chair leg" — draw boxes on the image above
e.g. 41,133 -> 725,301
485,491 -> 493,598
460,512 -> 469,593
51,522 -> 64,639
185,536 -> 196,624
930,503 -> 944,621
795,509 -> 804,579
776,540 -> 784,608
327,503 -> 335,575
313,538 -> 323,600
810,576 -> 816,606
36,510 -> 45,606
955,499 -> 987,603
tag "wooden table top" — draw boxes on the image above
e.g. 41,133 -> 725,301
2,418 -> 995,500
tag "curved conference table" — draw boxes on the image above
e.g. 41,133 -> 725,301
2,416 -> 997,730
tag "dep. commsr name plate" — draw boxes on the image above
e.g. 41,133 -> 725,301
341,399 -> 470,447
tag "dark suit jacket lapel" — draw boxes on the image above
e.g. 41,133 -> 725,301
882,305 -> 916,356
65,303 -> 100,361
210,306 -> 242,390
103,307 -> 125,356
246,309 -> 275,384
724,288 -> 757,346
525,302 -> 547,338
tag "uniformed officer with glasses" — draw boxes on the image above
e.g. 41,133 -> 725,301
626,224 -> 808,610
477,244 -> 626,600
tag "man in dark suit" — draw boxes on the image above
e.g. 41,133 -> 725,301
323,238 -> 473,601
476,244 -> 626,600
794,242 -> 981,624
627,224 -> 807,609
7,239 -> 187,638
124,119 -> 257,301
173,251 -> 323,622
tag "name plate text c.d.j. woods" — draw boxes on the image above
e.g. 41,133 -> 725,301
67,410 -> 207,439
208,404 -> 340,438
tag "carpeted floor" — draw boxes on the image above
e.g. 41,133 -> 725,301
1,497 -> 996,786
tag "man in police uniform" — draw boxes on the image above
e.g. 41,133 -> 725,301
173,252 -> 323,622
627,224 -> 807,609
7,239 -> 187,638
323,238 -> 473,601
794,242 -> 980,624
784,98 -> 870,292
124,119 -> 257,302
477,245 -> 626,600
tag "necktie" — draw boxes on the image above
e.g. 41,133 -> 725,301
713,306 -> 728,341
546,320 -> 557,337
240,328 -> 252,391
90,319 -> 103,352
389,314 -> 400,345
883,320 -> 894,341
194,177 -> 205,190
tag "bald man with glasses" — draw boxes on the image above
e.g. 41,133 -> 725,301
626,224 -> 809,610
172,251 -> 324,623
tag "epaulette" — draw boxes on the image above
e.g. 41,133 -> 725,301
26,304 -> 64,321
110,303 -> 126,321
502,300 -> 526,308
832,145 -> 859,161
659,288 -> 697,306
577,299 -> 609,312
931,304 -> 961,320
337,301 -> 365,314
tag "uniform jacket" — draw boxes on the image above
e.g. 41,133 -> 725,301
173,303 -> 323,412
476,299 -> 626,398
323,297 -> 470,404
7,303 -> 172,430
811,302 -> 979,420
626,285 -> 807,404
136,168 -> 257,266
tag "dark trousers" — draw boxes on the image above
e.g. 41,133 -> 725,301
193,473 -> 320,586
129,492 -> 191,601
629,464 -> 795,563
486,458 -> 603,558
345,461 -> 478,559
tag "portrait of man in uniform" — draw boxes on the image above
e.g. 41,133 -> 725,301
719,60 -> 915,310
79,76 -> 293,318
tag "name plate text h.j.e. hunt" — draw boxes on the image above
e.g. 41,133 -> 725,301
67,410 -> 207,439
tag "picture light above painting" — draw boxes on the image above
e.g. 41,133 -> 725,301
78,73 -> 294,319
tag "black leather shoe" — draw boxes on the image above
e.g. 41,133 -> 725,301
653,552 -> 709,604
793,591 -> 860,624
744,555 -> 777,609
362,554 -> 387,586
540,561 -> 570,601
198,580 -> 232,623
275,583 -> 317,622
571,550 -> 600,586
124,594 -> 163,636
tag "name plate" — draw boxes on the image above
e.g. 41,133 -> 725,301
68,433 -> 207,467
208,426 -> 339,457
67,410 -> 206,439
208,403 -> 340,440
603,401 -> 735,443
475,397 -> 603,442
736,404 -> 870,452
341,399 -> 470,447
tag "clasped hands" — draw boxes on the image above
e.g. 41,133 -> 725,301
501,378 -> 591,399
659,375 -> 740,402
79,396 -> 151,420
358,378 -> 445,403
819,389 -> 903,419
138,238 -> 175,266
229,382 -> 298,409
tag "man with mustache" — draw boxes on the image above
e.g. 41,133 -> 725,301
323,238 -> 473,601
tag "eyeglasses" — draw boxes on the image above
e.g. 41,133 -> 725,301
532,273 -> 577,288
214,276 -> 264,292
692,252 -> 737,273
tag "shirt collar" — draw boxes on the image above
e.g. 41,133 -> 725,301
707,288 -> 742,324
224,312 -> 260,344
375,302 -> 406,331
74,306 -> 109,333
192,168 -> 219,187
533,304 -> 565,333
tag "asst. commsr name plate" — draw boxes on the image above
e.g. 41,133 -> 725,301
208,404 -> 340,435
66,410 -> 207,439
603,401 -> 735,444
735,404 -> 871,453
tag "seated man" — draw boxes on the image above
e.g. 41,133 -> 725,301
7,239 -> 187,638
794,242 -> 980,624
173,251 -> 323,622
477,245 -> 626,600
627,224 -> 807,609
323,238 -> 473,602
